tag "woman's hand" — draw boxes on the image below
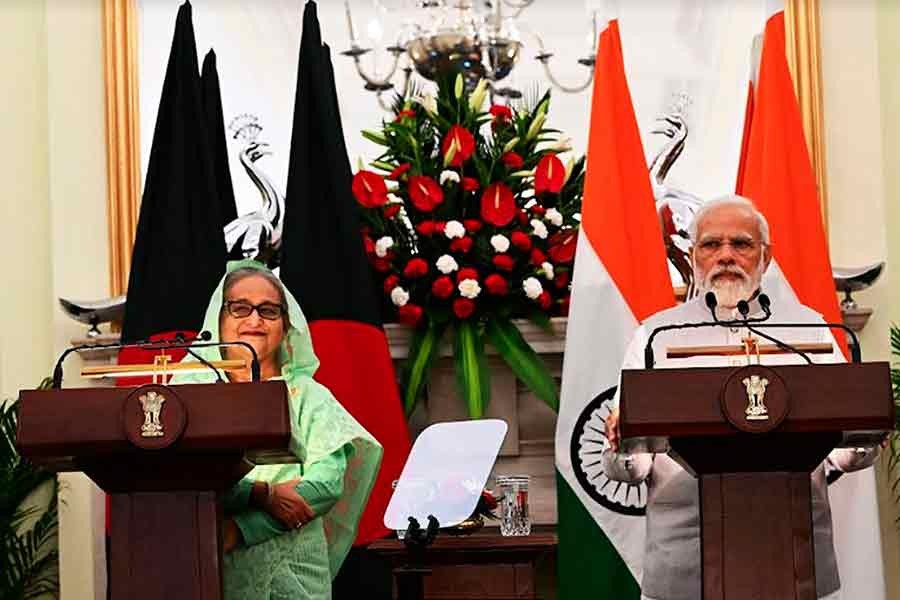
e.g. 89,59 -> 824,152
223,518 -> 242,553
262,478 -> 316,530
606,407 -> 620,452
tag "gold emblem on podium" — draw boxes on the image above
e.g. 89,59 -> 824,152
742,375 -> 770,421
139,391 -> 166,437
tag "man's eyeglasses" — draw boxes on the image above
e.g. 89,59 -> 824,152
223,300 -> 286,321
695,237 -> 765,257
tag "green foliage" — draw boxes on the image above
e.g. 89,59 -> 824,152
0,397 -> 60,599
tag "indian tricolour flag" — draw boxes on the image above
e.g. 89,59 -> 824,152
554,18 -> 675,599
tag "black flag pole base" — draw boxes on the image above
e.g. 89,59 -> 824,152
395,515 -> 440,600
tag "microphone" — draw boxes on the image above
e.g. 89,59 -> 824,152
174,332 -> 225,383
705,292 -> 719,322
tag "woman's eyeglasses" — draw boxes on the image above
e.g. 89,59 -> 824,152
224,300 -> 285,321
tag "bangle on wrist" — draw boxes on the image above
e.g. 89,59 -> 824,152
266,481 -> 275,505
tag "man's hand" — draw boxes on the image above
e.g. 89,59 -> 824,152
606,407 -> 621,452
263,478 -> 315,530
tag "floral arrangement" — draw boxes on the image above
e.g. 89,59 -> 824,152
353,75 -> 584,418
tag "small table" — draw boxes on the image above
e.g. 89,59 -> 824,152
368,525 -> 557,600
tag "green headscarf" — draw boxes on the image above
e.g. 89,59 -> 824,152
172,259 -> 383,576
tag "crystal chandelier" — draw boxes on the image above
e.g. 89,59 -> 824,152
342,1 -> 600,108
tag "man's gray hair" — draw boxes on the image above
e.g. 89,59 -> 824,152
688,195 -> 771,244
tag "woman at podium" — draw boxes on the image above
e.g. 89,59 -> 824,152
173,259 -> 383,599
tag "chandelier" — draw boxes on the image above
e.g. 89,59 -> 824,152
341,1 -> 600,108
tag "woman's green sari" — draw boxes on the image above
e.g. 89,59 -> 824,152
172,260 -> 382,599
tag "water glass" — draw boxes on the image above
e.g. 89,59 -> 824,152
496,475 -> 531,536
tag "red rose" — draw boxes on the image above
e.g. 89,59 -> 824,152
394,109 -> 416,123
416,221 -> 435,237
441,125 -> 476,167
484,274 -> 509,296
492,254 -> 515,272
538,291 -> 552,310
530,248 -> 547,266
450,236 -> 473,254
530,204 -> 546,217
397,304 -> 424,327
461,177 -> 480,192
510,231 -> 532,252
463,219 -> 483,233
456,267 -> 479,283
501,152 -> 524,169
351,170 -> 389,208
408,175 -> 444,212
489,104 -> 513,122
433,221 -> 446,235
554,271 -> 571,289
548,230 -> 577,264
453,298 -> 476,319
383,203 -> 401,218
363,235 -> 375,255
373,258 -> 393,272
403,258 -> 428,279
480,182 -> 516,227
388,163 -> 412,180
534,153 -> 565,194
431,276 -> 454,299
517,210 -> 529,225
383,274 -> 399,295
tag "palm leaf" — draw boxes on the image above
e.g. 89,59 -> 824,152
454,321 -> 491,418
485,317 -> 559,412
400,320 -> 448,417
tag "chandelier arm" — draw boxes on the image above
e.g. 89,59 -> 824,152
538,59 -> 595,94
350,52 -> 402,89
376,90 -> 395,112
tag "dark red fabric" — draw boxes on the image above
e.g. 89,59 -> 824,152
309,320 -> 411,544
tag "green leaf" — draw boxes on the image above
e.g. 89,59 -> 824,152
485,317 -> 559,412
400,320 -> 447,417
454,321 -> 491,418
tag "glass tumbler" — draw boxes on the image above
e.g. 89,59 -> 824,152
496,475 -> 531,536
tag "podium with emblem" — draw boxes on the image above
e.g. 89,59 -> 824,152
617,361 -> 893,600
17,379 -> 293,600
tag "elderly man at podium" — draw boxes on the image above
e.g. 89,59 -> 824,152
173,260 -> 382,600
602,196 -> 880,600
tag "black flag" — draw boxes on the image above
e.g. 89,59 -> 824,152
120,1 -> 226,344
201,48 -> 238,227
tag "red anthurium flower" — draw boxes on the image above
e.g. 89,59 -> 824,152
501,152 -> 524,169
492,254 -> 514,272
403,258 -> 429,279
456,267 -> 479,283
510,231 -> 532,252
363,235 -> 375,255
431,276 -> 454,299
408,175 -> 444,212
453,298 -> 476,319
461,177 -> 480,192
463,219 -> 483,233
388,163 -> 412,181
394,109 -> 416,123
352,170 -> 389,208
450,236 -> 473,254
383,274 -> 399,295
415,221 -> 435,237
484,274 -> 509,296
534,154 -> 565,194
548,230 -> 577,264
398,304 -> 424,326
530,248 -> 547,266
489,104 -> 513,122
554,271 -> 571,289
383,204 -> 401,218
441,125 -> 476,167
480,182 -> 516,227
530,204 -> 546,217
538,291 -> 552,310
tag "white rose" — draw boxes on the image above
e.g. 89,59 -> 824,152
386,193 -> 403,204
573,212 -> 582,222
375,236 -> 394,258
443,220 -> 465,239
458,279 -> 481,299
390,286 -> 409,307
541,261 -> 555,280
490,234 -> 510,253
436,254 -> 459,274
545,208 -> 563,227
439,170 -> 460,186
530,219 -> 548,240
522,277 -> 543,299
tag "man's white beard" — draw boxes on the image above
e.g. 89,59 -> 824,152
694,258 -> 764,310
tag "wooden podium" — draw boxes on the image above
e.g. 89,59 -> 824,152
16,381 -> 293,600
619,362 -> 893,600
